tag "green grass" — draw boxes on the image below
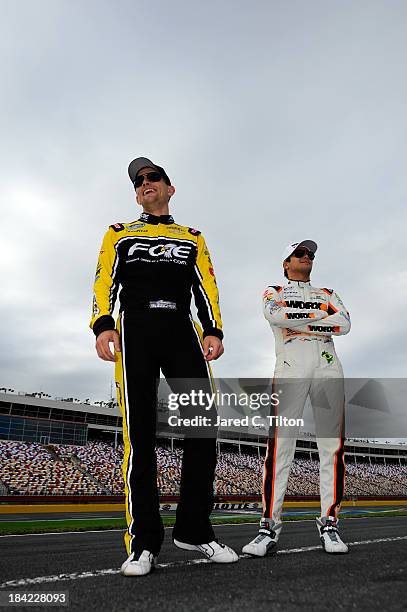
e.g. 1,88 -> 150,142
0,510 -> 406,536
0,515 -> 255,535
0,517 -> 127,535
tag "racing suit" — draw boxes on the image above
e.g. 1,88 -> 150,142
90,212 -> 222,557
262,280 -> 351,524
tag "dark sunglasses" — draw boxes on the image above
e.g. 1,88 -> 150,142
292,248 -> 315,260
133,171 -> 162,188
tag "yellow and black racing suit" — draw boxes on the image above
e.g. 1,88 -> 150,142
90,212 -> 222,557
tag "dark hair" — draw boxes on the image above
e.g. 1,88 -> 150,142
283,256 -> 291,278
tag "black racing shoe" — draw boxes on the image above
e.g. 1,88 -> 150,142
242,519 -> 282,557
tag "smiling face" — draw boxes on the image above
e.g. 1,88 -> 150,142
135,167 -> 175,213
283,248 -> 314,280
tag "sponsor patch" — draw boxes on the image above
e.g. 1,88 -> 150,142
110,223 -> 125,232
188,227 -> 201,235
167,226 -> 186,234
204,248 -> 213,264
127,242 -> 192,262
126,222 -> 146,231
285,300 -> 323,309
286,312 -> 314,320
92,295 -> 100,317
322,350 -> 334,364
309,325 -> 336,333
267,300 -> 283,313
149,300 -> 177,310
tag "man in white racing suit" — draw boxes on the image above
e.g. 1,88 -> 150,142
243,240 -> 351,556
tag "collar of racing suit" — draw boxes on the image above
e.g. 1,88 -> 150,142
287,279 -> 311,287
139,212 -> 174,225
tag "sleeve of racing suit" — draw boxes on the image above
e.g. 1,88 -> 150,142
192,233 -> 223,340
90,228 -> 120,337
263,286 -> 328,329
293,291 -> 351,336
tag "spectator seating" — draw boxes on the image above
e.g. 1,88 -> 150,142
0,440 -> 406,497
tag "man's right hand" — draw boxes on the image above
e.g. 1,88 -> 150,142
96,330 -> 121,362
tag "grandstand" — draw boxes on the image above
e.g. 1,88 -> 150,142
0,390 -> 406,500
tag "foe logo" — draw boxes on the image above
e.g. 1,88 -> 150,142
128,242 -> 192,260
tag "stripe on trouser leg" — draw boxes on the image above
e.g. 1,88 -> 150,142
327,433 -> 345,518
115,313 -> 135,556
190,316 -> 215,392
262,434 -> 278,518
262,377 -> 278,519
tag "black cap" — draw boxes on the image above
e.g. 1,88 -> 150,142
128,157 -> 171,186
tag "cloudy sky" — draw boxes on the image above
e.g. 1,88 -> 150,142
1,0 -> 406,404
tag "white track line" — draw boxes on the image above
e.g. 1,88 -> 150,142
0,522 -> 263,540
1,535 -> 406,589
1,514 -> 406,539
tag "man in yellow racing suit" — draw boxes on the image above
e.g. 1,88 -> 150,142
90,157 -> 238,576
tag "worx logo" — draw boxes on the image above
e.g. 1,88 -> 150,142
128,242 -> 192,260
309,325 -> 336,333
285,300 -> 323,309
286,312 -> 313,320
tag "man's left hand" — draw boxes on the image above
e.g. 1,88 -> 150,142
203,336 -> 224,361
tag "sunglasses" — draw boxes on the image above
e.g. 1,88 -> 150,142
133,171 -> 163,188
291,248 -> 315,260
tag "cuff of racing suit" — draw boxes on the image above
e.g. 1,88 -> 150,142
203,327 -> 223,341
92,315 -> 116,338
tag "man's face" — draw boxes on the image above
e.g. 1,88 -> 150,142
135,167 -> 175,208
284,248 -> 314,277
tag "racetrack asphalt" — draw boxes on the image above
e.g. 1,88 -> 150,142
0,517 -> 406,611
0,505 -> 405,521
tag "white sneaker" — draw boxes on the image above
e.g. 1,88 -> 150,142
242,519 -> 282,557
120,550 -> 157,576
173,538 -> 238,563
316,517 -> 349,554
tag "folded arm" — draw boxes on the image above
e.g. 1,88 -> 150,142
293,291 -> 351,336
263,286 -> 328,329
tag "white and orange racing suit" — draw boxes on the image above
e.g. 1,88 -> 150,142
262,279 -> 351,525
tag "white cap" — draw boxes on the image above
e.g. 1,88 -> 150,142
282,240 -> 318,262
